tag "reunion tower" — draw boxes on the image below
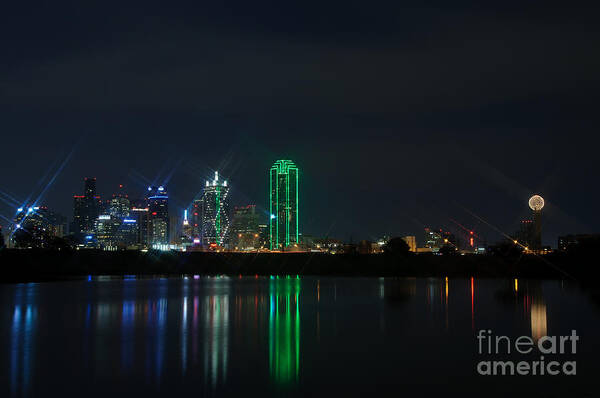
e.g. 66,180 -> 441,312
528,194 -> 544,253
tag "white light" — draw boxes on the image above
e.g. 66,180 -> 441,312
28,207 -> 33,213
98,215 -> 111,220
528,195 -> 545,211
16,224 -> 21,228
215,171 -> 219,180
158,186 -> 164,191
148,186 -> 152,191
17,207 -> 23,212
206,181 -> 209,187
224,180 -> 227,186
270,214 -> 276,219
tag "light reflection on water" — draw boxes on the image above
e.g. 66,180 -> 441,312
0,276 -> 597,397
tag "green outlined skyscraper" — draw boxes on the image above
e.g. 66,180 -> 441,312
269,160 -> 299,250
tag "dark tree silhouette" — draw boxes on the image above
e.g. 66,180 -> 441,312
383,237 -> 411,256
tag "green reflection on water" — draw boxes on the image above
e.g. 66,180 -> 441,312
269,278 -> 300,386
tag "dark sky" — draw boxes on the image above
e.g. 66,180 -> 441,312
1,1 -> 598,245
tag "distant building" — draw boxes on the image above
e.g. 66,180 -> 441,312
147,186 -> 169,246
72,177 -> 101,234
108,184 -> 131,218
269,159 -> 299,250
528,195 -> 545,253
402,236 -> 417,252
558,234 -> 600,252
11,206 -> 67,248
258,224 -> 269,249
200,172 -> 230,247
130,203 -> 150,248
231,205 -> 259,250
515,219 -> 535,250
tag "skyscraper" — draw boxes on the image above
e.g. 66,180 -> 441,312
528,195 -> 545,253
231,205 -> 259,250
201,171 -> 230,247
147,186 -> 169,246
11,206 -> 67,248
72,177 -> 100,234
130,201 -> 150,248
269,160 -> 299,250
109,184 -> 131,218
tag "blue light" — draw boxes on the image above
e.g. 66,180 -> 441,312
270,214 -> 276,219
123,219 -> 136,223
87,275 -> 92,282
85,235 -> 93,240
148,195 -> 168,199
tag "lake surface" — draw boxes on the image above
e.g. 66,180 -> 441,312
1,276 -> 599,397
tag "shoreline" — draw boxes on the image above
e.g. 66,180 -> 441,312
1,249 -> 597,284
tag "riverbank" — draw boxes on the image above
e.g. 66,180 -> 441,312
0,249 -> 596,284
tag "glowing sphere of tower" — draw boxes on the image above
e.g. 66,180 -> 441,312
528,195 -> 545,211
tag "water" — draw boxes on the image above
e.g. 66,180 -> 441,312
1,276 -> 598,397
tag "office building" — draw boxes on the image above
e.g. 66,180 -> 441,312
108,184 -> 131,218
147,186 -> 169,246
72,177 -> 101,234
269,159 -> 299,250
200,171 -> 230,247
231,205 -> 259,250
11,206 -> 67,248
130,202 -> 150,248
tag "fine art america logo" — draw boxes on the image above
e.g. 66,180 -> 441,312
476,329 -> 578,376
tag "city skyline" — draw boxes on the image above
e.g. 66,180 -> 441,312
0,155 -> 593,249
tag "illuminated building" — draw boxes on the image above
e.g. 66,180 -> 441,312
147,186 -> 169,246
269,160 -> 299,250
515,219 -> 535,250
130,204 -> 150,247
401,236 -> 417,252
231,205 -> 259,250
95,215 -> 121,249
71,177 -> 101,234
11,206 -> 67,248
258,224 -> 269,249
182,209 -> 192,236
528,195 -> 544,252
108,184 -> 131,218
423,228 -> 456,252
200,171 -> 230,247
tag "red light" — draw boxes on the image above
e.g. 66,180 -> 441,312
152,212 -> 157,215
470,231 -> 474,235
119,184 -> 123,188
210,243 -> 217,247
194,213 -> 198,216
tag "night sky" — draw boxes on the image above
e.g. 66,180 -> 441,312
1,1 -> 598,245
